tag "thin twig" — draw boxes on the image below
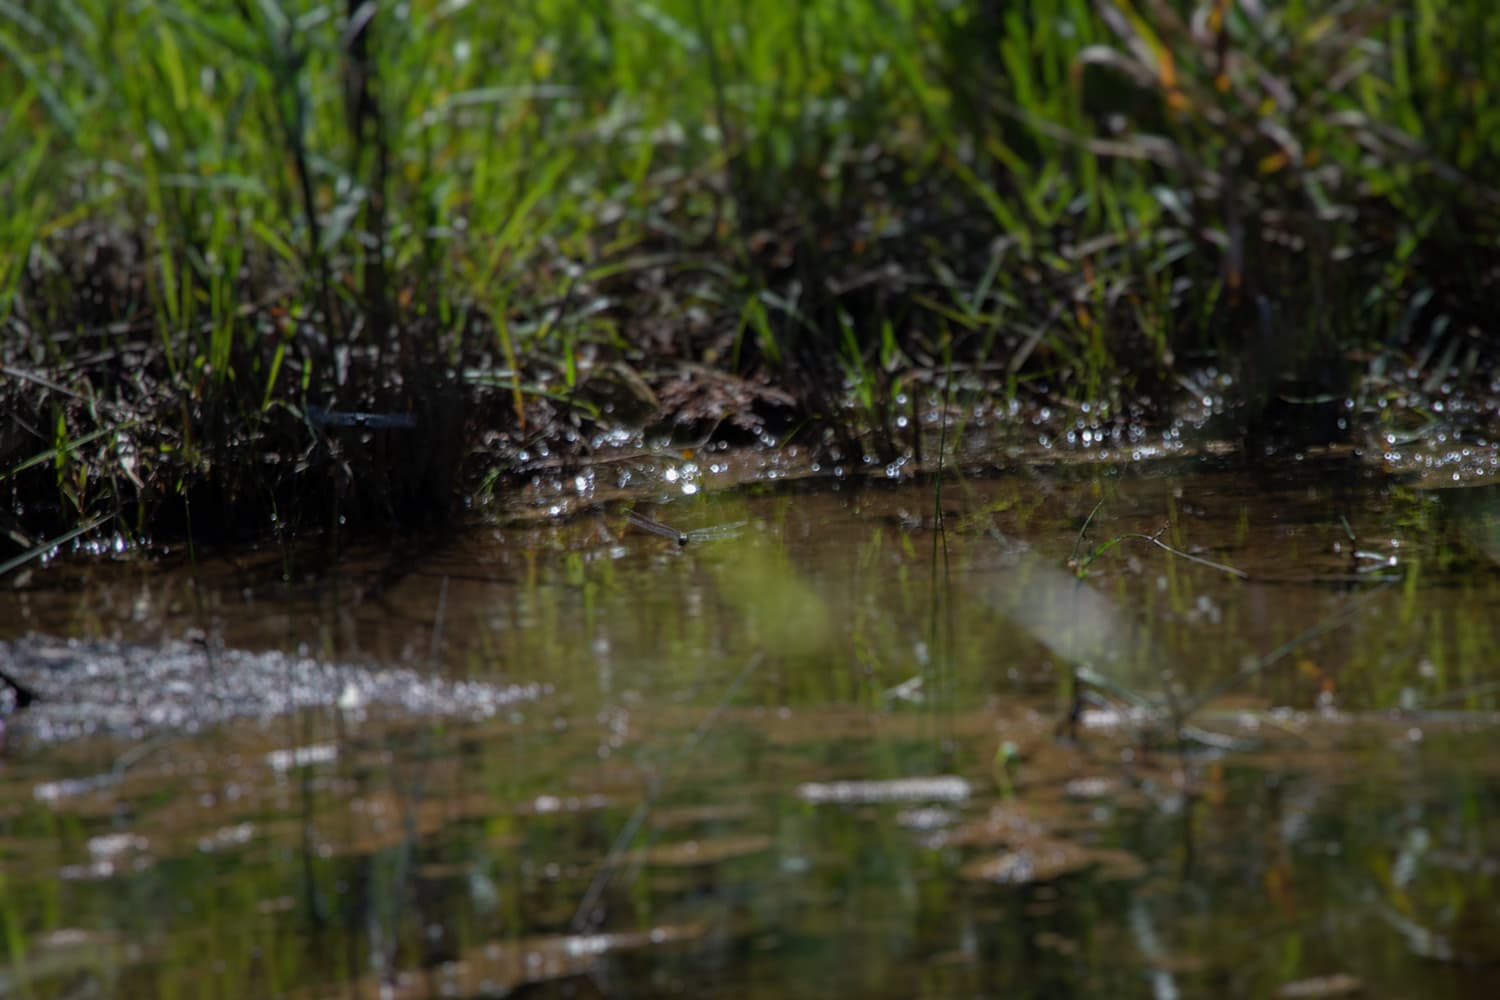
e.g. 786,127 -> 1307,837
1137,529 -> 1248,579
1084,528 -> 1249,580
1415,680 -> 1500,711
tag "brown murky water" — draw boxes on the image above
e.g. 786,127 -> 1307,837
4,455 -> 1500,998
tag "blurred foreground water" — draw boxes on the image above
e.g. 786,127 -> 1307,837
4,456 -> 1500,998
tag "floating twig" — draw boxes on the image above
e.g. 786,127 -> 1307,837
1134,529 -> 1249,579
1076,525 -> 1249,580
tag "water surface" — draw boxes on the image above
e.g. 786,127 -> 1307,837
4,457 -> 1500,997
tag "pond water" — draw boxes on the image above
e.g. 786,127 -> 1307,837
4,455 -> 1500,998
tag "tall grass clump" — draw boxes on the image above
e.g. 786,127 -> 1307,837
909,1 -> 1500,423
2,1 -> 1498,549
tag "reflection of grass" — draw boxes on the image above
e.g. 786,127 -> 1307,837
9,473 -> 1500,992
0,873 -> 28,991
1042,485 -> 1500,741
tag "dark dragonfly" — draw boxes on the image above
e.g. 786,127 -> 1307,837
624,510 -> 747,546
306,404 -> 418,430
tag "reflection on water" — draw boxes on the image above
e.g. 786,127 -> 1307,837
4,458 -> 1500,997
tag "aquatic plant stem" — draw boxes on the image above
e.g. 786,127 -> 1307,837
1068,498 -> 1106,571
926,345 -> 957,741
